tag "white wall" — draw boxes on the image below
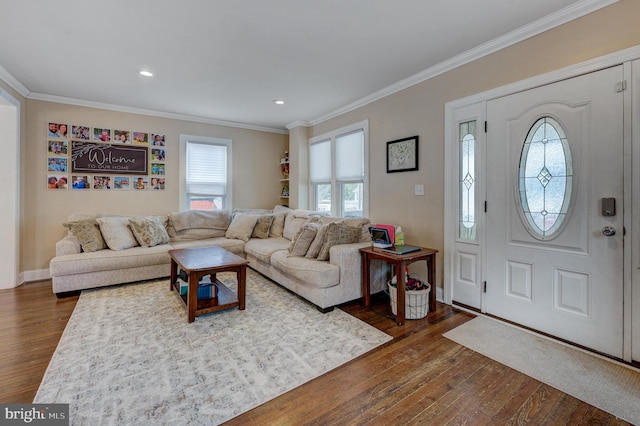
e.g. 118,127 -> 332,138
0,90 -> 20,288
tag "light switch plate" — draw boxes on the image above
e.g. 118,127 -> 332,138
415,184 -> 424,196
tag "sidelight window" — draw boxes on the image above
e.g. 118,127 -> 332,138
459,120 -> 476,241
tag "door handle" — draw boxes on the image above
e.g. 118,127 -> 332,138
602,226 -> 616,237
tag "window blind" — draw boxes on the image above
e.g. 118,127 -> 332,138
336,130 -> 364,181
186,141 -> 227,195
310,139 -> 331,182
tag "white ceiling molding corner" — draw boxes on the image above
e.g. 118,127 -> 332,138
0,65 -> 29,98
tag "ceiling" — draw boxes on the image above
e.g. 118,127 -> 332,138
0,1 -> 616,133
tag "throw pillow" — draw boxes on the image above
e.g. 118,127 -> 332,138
283,214 -> 309,240
268,212 -> 286,237
288,222 -> 320,256
305,223 -> 330,259
129,216 -> 170,247
252,214 -> 274,239
318,216 -> 371,242
225,213 -> 259,242
273,205 -> 291,215
63,219 -> 106,253
96,216 -> 140,250
317,222 -> 362,261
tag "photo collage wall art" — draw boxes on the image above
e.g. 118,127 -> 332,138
46,122 -> 166,191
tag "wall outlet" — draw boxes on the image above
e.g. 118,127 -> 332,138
415,184 -> 424,196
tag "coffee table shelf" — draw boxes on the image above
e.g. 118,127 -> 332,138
171,279 -> 240,313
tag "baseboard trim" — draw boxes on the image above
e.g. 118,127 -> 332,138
23,268 -> 50,283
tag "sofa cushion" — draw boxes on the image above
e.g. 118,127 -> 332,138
244,237 -> 290,264
317,222 -> 362,261
251,214 -> 274,239
170,209 -> 231,231
129,216 -> 170,247
167,210 -> 230,241
225,213 -> 259,242
96,216 -> 140,251
273,204 -> 291,215
270,250 -> 340,289
305,223 -> 330,259
63,219 -> 106,253
233,208 -> 272,217
318,216 -> 372,242
288,222 -> 320,256
282,213 -> 307,240
50,244 -> 171,276
269,212 -> 287,237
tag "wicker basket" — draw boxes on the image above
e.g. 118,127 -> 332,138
388,281 -> 431,320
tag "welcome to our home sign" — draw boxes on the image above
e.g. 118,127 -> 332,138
71,141 -> 148,175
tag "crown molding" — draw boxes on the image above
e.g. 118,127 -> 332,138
26,92 -> 288,135
285,120 -> 311,130
308,0 -> 620,127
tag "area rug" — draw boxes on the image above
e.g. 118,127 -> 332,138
443,316 -> 640,424
34,270 -> 392,425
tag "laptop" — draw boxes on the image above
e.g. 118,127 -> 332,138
370,227 -> 422,254
380,244 -> 422,255
369,227 -> 393,248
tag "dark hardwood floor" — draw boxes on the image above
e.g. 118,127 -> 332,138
0,281 -> 629,425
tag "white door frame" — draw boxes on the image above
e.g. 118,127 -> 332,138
445,45 -> 638,362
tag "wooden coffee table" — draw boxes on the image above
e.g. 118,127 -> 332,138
168,246 -> 249,323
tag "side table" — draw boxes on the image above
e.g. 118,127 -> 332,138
360,246 -> 438,325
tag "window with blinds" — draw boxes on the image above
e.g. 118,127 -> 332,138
185,139 -> 230,210
309,121 -> 368,217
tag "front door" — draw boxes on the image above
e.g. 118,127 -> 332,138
485,66 -> 624,358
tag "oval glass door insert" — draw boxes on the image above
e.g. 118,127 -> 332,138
518,116 -> 573,239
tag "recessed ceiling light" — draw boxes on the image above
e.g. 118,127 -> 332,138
140,70 -> 154,77
273,99 -> 285,105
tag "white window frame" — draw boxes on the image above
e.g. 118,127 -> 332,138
309,120 -> 369,217
179,134 -> 233,211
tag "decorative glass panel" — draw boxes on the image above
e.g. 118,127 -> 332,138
459,120 -> 476,241
518,116 -> 573,239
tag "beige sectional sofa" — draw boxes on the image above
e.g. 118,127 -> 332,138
49,206 -> 387,311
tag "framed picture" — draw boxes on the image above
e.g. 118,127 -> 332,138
48,156 -> 68,172
72,125 -> 90,140
150,134 -> 165,146
150,177 -> 165,190
114,130 -> 131,144
48,140 -> 68,155
93,128 -> 111,142
47,175 -> 68,190
71,175 -> 90,190
113,176 -> 131,190
48,122 -> 69,139
133,131 -> 148,145
133,176 -> 148,190
92,175 -> 112,190
387,136 -> 419,173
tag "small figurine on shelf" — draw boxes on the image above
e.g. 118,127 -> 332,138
281,184 -> 289,197
280,162 -> 289,179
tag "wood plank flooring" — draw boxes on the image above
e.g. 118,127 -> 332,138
0,281 -> 630,425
